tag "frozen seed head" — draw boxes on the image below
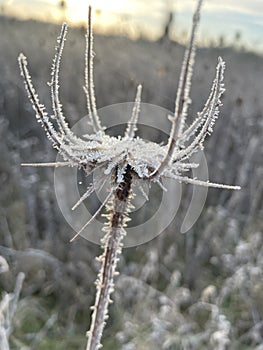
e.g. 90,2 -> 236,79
18,0 -> 240,241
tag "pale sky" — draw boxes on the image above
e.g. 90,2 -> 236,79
1,0 -> 263,53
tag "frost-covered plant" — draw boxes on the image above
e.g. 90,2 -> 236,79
18,0 -> 240,348
0,257 -> 25,350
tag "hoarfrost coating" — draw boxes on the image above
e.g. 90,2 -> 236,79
18,1 -> 241,349
18,8 -> 240,242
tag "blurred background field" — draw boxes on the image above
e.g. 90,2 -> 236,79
0,1 -> 263,349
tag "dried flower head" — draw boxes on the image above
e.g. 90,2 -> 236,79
18,0 -> 240,349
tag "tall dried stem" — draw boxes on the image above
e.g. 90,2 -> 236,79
86,167 -> 133,350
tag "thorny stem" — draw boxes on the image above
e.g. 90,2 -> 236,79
86,166 -> 132,350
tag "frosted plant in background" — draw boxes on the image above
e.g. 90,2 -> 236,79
18,0 -> 240,348
0,256 -> 25,350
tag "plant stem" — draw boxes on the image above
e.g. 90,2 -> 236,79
86,167 -> 132,350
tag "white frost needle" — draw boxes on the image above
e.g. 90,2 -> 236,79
138,184 -> 149,201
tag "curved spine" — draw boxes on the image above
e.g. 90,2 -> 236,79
84,6 -> 103,133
